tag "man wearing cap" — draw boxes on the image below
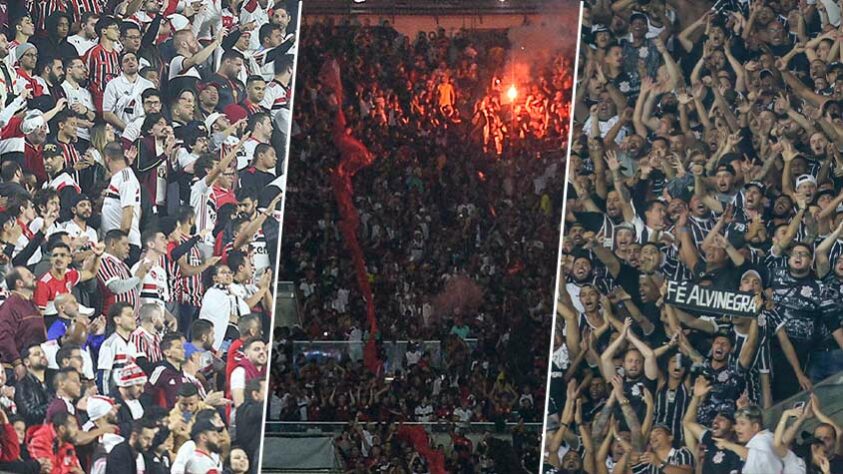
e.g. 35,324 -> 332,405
85,395 -> 124,469
197,82 -> 221,119
683,376 -> 743,474
185,418 -> 224,474
0,97 -> 66,183
113,362 -> 147,435
14,43 -> 43,97
42,140 -> 81,221
102,50 -> 155,132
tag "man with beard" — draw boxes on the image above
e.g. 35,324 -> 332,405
684,376 -> 743,474
63,194 -> 98,260
14,343 -> 51,428
675,323 -> 758,427
34,55 -> 65,103
113,362 -> 147,436
121,89 -> 162,145
85,395 -> 124,470
104,418 -> 158,473
28,411 -> 83,473
61,57 -> 96,151
103,51 -> 155,132
14,43 -> 43,97
41,142 -> 81,222
598,319 -> 659,428
712,405 -> 781,474
229,338 -> 266,410
769,243 -> 843,400
0,268 -> 46,375
129,303 -> 165,373
185,419 -> 224,474
144,333 -> 190,410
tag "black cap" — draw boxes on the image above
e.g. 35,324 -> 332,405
630,11 -> 648,23
743,180 -> 766,194
69,193 -> 91,208
715,163 -> 736,176
42,143 -> 62,158
190,419 -> 219,440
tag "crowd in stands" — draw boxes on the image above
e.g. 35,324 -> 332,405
547,0 -> 843,473
0,0 -> 295,472
272,17 -> 572,473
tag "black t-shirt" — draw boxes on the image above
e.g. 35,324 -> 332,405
700,430 -> 743,474
697,357 -> 746,427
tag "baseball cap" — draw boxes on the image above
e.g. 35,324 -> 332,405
196,82 -> 220,93
21,110 -> 45,135
69,193 -> 91,208
630,12 -> 648,23
743,180 -> 766,194
86,396 -> 115,421
167,14 -> 190,32
796,174 -> 817,188
42,143 -> 62,158
223,103 -> 248,124
204,112 -> 224,132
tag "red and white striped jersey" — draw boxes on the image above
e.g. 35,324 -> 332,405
43,171 -> 81,194
129,326 -> 162,364
168,237 -> 205,308
30,0 -> 64,34
84,44 -> 120,108
97,252 -> 139,317
65,0 -> 103,24
260,79 -> 289,121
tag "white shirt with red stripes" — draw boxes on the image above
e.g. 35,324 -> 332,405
101,168 -> 141,246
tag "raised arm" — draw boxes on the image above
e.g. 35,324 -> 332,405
683,376 -> 712,454
626,322 -> 660,381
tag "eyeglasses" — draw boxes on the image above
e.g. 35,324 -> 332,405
21,52 -> 37,58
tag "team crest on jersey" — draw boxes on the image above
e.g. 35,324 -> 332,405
713,451 -> 724,464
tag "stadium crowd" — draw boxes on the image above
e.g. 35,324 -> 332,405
547,0 -> 843,473
272,17 -> 572,473
0,0 -> 295,473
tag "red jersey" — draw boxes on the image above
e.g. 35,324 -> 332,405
34,268 -> 80,316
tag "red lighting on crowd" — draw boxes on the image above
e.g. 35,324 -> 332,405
507,85 -> 518,101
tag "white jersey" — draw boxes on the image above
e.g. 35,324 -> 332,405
60,81 -> 95,141
67,34 -> 97,57
240,137 -> 262,170
190,177 -> 216,246
260,79 -> 289,121
98,332 -> 143,395
121,116 -> 144,144
101,168 -> 142,246
63,220 -> 98,247
102,74 -> 155,126
131,256 -> 169,309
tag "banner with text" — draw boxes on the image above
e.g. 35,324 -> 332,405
665,281 -> 758,318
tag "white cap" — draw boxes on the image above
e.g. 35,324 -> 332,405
167,14 -> 190,32
21,110 -> 45,135
204,112 -> 224,132
86,396 -> 114,422
796,174 -> 817,188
